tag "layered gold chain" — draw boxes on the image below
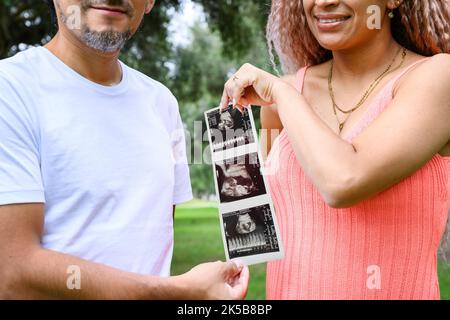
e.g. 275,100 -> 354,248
328,47 -> 407,133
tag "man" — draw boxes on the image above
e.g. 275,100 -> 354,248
0,0 -> 249,299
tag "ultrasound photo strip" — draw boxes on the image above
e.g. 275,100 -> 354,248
204,105 -> 284,266
205,105 -> 256,152
213,135 -> 249,150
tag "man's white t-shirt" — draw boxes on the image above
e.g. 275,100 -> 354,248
0,47 -> 193,276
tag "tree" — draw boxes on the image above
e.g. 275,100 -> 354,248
0,0 -> 53,56
0,1 -> 270,78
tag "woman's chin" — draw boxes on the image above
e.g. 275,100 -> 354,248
316,38 -> 352,52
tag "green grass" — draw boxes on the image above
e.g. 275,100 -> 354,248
438,262 -> 450,300
171,200 -> 450,300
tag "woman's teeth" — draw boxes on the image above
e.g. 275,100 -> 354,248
318,17 -> 350,23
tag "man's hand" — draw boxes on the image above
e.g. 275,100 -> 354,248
173,260 -> 250,300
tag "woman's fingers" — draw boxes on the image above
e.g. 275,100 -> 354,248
234,103 -> 244,114
228,74 -> 253,113
219,88 -> 230,112
220,76 -> 244,112
232,70 -> 257,105
220,63 -> 274,110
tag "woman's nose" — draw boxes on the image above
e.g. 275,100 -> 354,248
315,0 -> 340,8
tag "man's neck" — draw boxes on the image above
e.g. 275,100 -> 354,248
44,30 -> 123,86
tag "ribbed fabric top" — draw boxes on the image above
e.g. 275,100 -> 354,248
265,59 -> 450,300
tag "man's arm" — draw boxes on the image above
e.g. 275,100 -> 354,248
0,203 -> 249,299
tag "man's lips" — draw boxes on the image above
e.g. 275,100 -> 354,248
90,6 -> 128,16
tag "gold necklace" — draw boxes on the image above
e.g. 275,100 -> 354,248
328,47 -> 407,133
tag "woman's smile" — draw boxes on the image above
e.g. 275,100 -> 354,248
315,13 -> 352,31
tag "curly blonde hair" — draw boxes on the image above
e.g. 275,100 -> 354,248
266,0 -> 450,264
266,0 -> 450,73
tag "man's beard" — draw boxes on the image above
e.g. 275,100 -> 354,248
58,0 -> 134,53
80,26 -> 132,53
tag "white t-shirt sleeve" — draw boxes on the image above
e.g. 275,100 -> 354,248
0,73 -> 45,205
168,95 -> 193,205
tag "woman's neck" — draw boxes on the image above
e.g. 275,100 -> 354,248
331,31 -> 402,84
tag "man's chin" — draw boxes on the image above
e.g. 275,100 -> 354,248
85,25 -> 130,35
79,27 -> 131,53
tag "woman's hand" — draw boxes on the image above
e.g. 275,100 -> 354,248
219,63 -> 292,112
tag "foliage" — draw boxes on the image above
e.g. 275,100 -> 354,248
0,0 -> 272,197
0,0 -> 270,77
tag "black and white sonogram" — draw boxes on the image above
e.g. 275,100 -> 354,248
223,204 -> 280,259
215,153 -> 266,203
206,105 -> 255,152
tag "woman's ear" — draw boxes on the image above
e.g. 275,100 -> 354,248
387,0 -> 404,10
145,0 -> 155,14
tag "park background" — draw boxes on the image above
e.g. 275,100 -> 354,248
0,0 -> 448,299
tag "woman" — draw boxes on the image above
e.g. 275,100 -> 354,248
220,0 -> 449,299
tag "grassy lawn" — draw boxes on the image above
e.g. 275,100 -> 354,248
171,201 -> 450,300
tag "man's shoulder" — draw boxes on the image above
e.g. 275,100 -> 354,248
123,64 -> 182,129
0,47 -> 42,86
123,63 -> 177,105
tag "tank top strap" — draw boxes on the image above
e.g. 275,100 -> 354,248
295,58 -> 434,145
386,57 -> 431,97
295,66 -> 309,93
343,57 -> 432,143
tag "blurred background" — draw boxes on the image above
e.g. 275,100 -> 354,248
0,0 -> 447,299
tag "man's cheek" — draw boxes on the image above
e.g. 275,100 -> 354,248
64,5 -> 82,30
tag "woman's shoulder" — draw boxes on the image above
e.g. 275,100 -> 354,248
425,52 -> 450,63
404,52 -> 450,74
280,73 -> 298,88
281,61 -> 331,89
395,52 -> 450,89
421,53 -> 450,74
410,51 -> 449,65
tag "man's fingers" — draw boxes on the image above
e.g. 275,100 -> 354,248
228,265 -> 250,300
223,260 -> 243,280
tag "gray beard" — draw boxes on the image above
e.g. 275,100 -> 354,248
57,0 -> 133,53
80,26 -> 131,53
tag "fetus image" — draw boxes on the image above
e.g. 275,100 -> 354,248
222,205 -> 279,259
217,111 -> 235,131
218,163 -> 257,198
215,153 -> 266,203
235,213 -> 257,234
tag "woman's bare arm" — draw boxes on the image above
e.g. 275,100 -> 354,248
274,54 -> 450,208
260,74 -> 296,159
222,55 -> 450,208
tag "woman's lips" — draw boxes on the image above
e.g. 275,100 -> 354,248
315,15 -> 351,31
